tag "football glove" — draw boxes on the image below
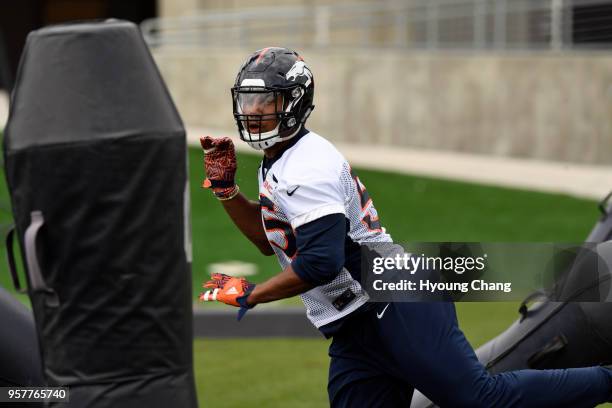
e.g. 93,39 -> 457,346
200,136 -> 238,199
199,273 -> 255,320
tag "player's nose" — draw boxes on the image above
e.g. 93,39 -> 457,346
242,104 -> 262,116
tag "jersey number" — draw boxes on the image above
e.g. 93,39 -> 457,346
350,168 -> 382,232
260,195 -> 297,258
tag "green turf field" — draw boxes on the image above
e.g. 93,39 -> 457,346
0,147 -> 608,407
196,303 -> 612,408
194,303 -> 523,408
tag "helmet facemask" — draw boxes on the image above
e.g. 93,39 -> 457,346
232,84 -> 306,150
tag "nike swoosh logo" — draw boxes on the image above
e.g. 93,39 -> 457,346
287,185 -> 300,196
377,303 -> 390,319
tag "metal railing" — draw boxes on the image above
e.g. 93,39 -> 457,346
141,0 -> 612,51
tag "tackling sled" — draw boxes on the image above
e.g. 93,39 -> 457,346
0,285 -> 43,387
411,192 -> 612,408
4,20 -> 197,407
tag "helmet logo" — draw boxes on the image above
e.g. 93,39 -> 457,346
286,61 -> 313,87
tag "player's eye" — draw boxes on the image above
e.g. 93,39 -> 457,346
238,92 -> 283,113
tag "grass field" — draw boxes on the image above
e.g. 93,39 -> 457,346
194,303 -> 525,408
0,147 -> 607,407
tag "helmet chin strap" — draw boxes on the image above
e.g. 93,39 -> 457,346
243,134 -> 279,151
241,120 -> 281,150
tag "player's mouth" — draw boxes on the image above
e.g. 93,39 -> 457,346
248,123 -> 262,133
246,119 -> 277,134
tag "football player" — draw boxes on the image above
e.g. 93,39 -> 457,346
199,47 -> 612,407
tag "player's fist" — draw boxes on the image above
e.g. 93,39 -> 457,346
200,136 -> 238,199
199,273 -> 255,320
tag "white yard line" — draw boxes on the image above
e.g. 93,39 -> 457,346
187,127 -> 612,201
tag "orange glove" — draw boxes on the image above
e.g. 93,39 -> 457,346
200,136 -> 238,199
199,273 -> 255,320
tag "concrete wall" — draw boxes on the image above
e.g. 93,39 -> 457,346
157,0 -> 367,16
158,0 -> 199,17
152,47 -> 612,165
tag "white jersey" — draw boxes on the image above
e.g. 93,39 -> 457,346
258,131 -> 392,330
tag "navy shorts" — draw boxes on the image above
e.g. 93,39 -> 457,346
328,301 -> 612,408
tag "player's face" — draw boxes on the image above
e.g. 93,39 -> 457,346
238,92 -> 284,134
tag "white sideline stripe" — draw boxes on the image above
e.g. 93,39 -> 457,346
208,261 -> 257,277
187,127 -> 612,201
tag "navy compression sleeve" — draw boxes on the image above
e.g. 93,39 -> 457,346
291,213 -> 346,286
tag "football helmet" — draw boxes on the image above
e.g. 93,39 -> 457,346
231,47 -> 315,150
